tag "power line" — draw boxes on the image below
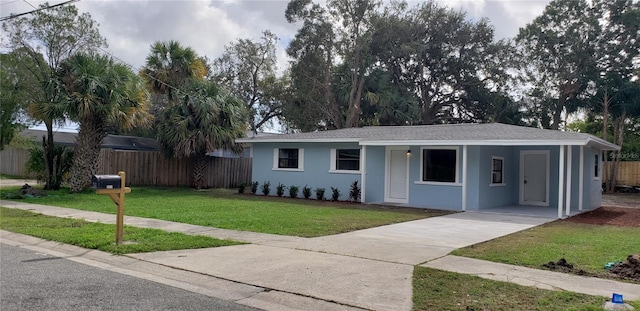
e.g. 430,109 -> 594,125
0,0 -> 79,22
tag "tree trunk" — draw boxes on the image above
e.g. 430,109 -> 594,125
69,120 -> 106,193
192,154 -> 207,190
608,114 -> 626,194
601,90 -> 612,193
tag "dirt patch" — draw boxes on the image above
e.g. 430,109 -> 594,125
542,258 -> 589,275
601,193 -> 640,209
564,206 -> 640,228
609,254 -> 640,281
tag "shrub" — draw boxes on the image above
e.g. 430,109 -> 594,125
349,180 -> 361,202
261,181 -> 271,195
289,185 -> 299,198
315,187 -> 325,200
302,185 -> 312,199
251,181 -> 259,194
276,183 -> 286,197
26,144 -> 73,188
237,182 -> 246,194
330,187 -> 340,201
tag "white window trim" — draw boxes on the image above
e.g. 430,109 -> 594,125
272,148 -> 304,171
419,146 -> 460,185
329,148 -> 361,174
490,156 -> 506,187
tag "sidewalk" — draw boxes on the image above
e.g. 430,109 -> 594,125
2,200 -> 639,310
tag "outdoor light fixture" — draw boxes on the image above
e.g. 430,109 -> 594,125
406,149 -> 412,157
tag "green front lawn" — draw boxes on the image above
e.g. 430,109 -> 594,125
452,221 -> 640,280
413,267 -> 608,311
0,207 -> 242,254
5,186 -> 446,237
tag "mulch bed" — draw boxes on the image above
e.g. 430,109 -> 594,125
564,206 -> 640,228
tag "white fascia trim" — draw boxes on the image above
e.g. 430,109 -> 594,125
360,139 -> 591,146
237,138 -> 359,143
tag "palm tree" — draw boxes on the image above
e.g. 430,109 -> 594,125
142,41 -> 208,105
57,53 -> 151,192
156,79 -> 247,189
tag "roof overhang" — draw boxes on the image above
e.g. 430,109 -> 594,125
360,138 -> 620,150
235,138 -> 360,144
237,137 -> 619,151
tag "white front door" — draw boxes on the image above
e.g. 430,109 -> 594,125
386,148 -> 409,203
520,151 -> 549,206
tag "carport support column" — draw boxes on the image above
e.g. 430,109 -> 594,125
361,145 -> 366,203
462,145 -> 468,211
565,146 -> 572,217
557,145 -> 565,219
578,146 -> 584,211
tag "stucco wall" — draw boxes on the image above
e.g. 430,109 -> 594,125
251,142 -> 361,200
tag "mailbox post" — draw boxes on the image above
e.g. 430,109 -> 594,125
93,171 -> 131,245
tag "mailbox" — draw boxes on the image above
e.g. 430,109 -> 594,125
92,175 -> 122,189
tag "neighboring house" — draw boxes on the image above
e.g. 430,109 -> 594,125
237,123 -> 619,218
20,129 -> 159,151
208,131 -> 279,158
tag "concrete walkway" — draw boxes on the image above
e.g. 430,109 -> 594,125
2,200 -> 639,310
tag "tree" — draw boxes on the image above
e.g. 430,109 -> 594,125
212,30 -> 283,132
57,53 -> 151,192
285,0 -> 380,130
156,80 -> 247,189
516,0 -> 600,130
370,0 -> 513,125
0,52 -> 39,149
2,3 -> 107,189
142,40 -> 208,106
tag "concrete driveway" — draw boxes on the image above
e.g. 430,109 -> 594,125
131,212 -> 552,311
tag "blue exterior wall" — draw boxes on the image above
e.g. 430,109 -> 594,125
363,146 -> 386,203
475,146 -> 518,209
250,142 -> 361,200
250,141 -> 603,215
406,145 -> 463,210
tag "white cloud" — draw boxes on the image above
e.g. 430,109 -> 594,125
2,0 -> 551,71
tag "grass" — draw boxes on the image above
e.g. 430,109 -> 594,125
413,267 -> 607,311
0,174 -> 27,179
0,207 -> 242,254
452,221 -> 640,280
2,186 -> 446,237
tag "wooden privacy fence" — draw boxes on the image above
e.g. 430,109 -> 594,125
0,147 -> 32,177
0,147 -> 252,188
616,161 -> 640,186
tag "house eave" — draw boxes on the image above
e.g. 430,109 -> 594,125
235,138 -> 360,143
361,138 -> 620,150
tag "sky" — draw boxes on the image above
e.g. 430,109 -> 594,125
1,0 -> 552,132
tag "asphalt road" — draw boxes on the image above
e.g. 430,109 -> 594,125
0,243 -> 261,311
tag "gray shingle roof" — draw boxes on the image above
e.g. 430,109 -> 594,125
236,123 -> 618,150
21,129 -> 159,151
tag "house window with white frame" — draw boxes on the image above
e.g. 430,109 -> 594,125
422,148 -> 457,183
491,157 -> 504,185
594,154 -> 599,178
331,149 -> 360,171
276,148 -> 301,169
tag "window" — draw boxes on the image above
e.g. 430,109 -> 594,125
594,154 -> 599,178
491,157 -> 504,185
332,149 -> 360,171
273,148 -> 303,170
422,148 -> 458,183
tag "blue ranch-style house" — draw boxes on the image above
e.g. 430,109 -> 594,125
237,123 -> 619,219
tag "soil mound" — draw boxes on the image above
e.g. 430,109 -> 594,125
609,254 -> 640,281
542,258 -> 589,275
20,184 -> 46,197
